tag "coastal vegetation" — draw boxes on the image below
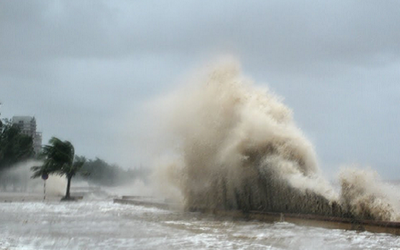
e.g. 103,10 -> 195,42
31,137 -> 85,200
0,119 -> 34,190
0,117 -> 148,195
0,119 -> 34,171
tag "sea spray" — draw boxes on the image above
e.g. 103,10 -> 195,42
154,58 -> 399,221
0,160 -> 67,195
339,167 -> 400,221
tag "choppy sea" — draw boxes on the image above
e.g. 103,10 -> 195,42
1,200 -> 399,250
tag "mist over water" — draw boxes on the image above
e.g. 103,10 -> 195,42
155,58 -> 400,221
0,160 -> 66,196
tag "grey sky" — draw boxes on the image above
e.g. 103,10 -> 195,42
1,0 -> 399,179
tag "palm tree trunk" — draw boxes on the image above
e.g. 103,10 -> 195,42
65,175 -> 72,198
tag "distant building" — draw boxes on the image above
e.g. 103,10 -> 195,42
11,116 -> 42,155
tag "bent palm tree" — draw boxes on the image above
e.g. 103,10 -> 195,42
31,137 -> 85,199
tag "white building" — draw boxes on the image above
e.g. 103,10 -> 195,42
11,116 -> 42,155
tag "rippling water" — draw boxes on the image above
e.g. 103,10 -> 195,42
1,200 -> 399,250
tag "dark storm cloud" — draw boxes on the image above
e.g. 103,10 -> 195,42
2,0 -> 399,68
1,0 -> 399,178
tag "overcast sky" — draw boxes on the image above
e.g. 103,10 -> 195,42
1,0 -> 399,179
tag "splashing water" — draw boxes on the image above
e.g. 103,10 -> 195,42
154,58 -> 400,221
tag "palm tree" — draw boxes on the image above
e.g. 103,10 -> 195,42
31,137 -> 85,200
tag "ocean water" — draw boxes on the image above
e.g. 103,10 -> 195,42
0,200 -> 399,250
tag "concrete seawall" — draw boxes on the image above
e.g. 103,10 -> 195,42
114,196 -> 400,236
